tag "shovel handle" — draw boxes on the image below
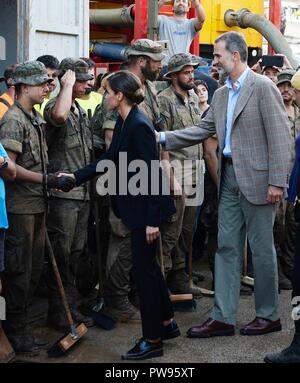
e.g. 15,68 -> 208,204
45,233 -> 75,327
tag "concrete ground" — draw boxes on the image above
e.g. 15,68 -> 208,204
16,279 -> 295,364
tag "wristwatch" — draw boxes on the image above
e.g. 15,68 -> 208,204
0,156 -> 8,170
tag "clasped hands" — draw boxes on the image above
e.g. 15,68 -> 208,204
46,172 -> 76,192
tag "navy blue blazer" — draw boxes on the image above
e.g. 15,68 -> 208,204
74,106 -> 175,230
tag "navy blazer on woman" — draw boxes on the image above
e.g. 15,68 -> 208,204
74,106 -> 175,230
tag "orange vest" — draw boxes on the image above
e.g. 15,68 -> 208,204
0,93 -> 14,121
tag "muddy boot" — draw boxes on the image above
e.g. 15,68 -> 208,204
264,332 -> 300,363
6,331 -> 41,357
167,269 -> 203,297
104,296 -> 141,322
71,307 -> 95,328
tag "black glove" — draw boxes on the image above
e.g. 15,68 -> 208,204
46,173 -> 76,192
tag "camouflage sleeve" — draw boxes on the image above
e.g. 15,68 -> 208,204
0,118 -> 24,154
102,109 -> 117,131
44,98 -> 66,128
158,95 -> 173,132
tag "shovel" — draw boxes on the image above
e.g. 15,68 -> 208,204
45,233 -> 88,357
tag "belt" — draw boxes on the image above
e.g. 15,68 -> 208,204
223,156 -> 233,165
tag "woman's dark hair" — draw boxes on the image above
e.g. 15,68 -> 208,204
194,80 -> 208,93
107,70 -> 144,105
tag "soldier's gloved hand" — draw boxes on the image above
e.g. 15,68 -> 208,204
46,173 -> 76,192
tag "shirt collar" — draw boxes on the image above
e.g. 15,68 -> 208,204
15,100 -> 45,125
225,67 -> 250,92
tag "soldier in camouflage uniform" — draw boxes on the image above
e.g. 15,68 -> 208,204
158,53 -> 204,295
0,61 -> 74,355
96,39 -> 172,321
44,58 -> 95,331
274,69 -> 300,289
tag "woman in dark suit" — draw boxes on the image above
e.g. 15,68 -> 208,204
64,71 -> 180,360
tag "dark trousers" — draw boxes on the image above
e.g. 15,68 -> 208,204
293,225 -> 300,333
131,228 -> 173,339
3,213 -> 45,332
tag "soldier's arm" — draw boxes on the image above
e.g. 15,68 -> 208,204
191,0 -> 206,31
0,156 -> 16,181
158,95 -> 182,195
203,136 -> 218,186
50,70 -> 75,125
6,151 -> 43,184
0,120 -> 44,184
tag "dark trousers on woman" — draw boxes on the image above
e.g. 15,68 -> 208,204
131,228 -> 174,339
293,225 -> 300,333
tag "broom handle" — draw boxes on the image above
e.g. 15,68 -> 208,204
45,233 -> 75,327
88,109 -> 104,303
188,240 -> 193,287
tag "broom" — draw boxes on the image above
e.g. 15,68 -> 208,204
86,108 -> 116,330
46,233 -> 88,357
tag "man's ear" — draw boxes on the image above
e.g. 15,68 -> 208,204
138,56 -> 147,67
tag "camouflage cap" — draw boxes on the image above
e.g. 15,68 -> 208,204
11,61 -> 53,86
276,68 -> 296,86
59,58 -> 94,81
164,53 -> 199,79
291,69 -> 300,91
125,39 -> 165,61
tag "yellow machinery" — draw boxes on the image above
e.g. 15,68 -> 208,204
200,0 -> 264,58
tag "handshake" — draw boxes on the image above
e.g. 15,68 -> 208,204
44,172 -> 77,192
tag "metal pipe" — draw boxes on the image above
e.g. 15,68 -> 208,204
224,8 -> 298,69
90,4 -> 135,27
268,0 -> 281,54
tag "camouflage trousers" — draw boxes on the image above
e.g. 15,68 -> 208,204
2,212 -> 46,333
274,200 -> 298,280
46,198 -> 89,308
104,209 -> 134,302
160,195 -> 197,274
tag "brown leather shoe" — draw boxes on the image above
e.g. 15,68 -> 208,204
240,317 -> 282,336
186,318 -> 235,338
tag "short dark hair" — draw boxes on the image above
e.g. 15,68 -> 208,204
36,55 -> 60,70
194,80 -> 208,92
14,83 -> 22,97
107,70 -> 144,105
80,57 -> 95,69
215,32 -> 248,63
1,64 -> 18,88
126,55 -> 149,68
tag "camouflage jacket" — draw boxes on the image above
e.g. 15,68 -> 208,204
93,80 -> 162,143
44,98 -> 92,201
158,85 -> 203,180
0,101 -> 48,214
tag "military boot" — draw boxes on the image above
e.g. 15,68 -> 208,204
6,331 -> 41,357
167,269 -> 203,297
104,296 -> 141,322
264,332 -> 300,363
71,307 -> 95,328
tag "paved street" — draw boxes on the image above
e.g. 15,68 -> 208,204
17,280 -> 295,364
